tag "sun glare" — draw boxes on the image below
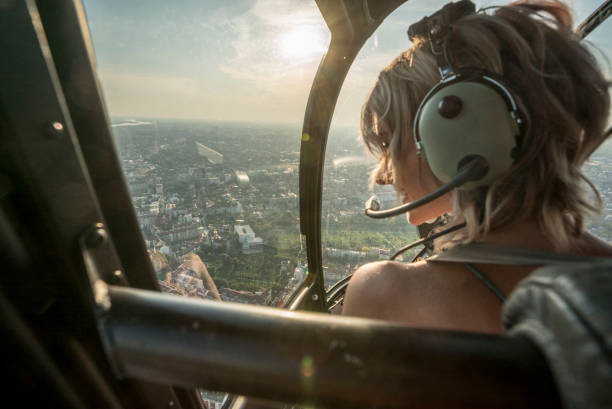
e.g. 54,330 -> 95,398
279,26 -> 327,61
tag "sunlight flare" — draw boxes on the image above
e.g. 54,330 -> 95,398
279,25 -> 328,61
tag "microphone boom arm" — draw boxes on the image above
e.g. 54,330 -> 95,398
365,156 -> 488,219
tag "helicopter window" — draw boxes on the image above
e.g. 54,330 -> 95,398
82,0 -> 327,404
82,0 -> 328,307
322,0 -> 612,290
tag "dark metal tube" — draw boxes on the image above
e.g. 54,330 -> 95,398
107,286 -> 559,409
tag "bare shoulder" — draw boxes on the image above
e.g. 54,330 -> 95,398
342,260 -> 440,321
341,259 -> 505,332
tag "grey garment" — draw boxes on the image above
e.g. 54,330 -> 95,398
428,241 -> 611,265
429,242 -> 612,408
428,242 -> 610,305
504,262 -> 612,409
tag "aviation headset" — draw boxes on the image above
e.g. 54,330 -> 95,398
365,0 -> 528,218
410,0 -> 526,190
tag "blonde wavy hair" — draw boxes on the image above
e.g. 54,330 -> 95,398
361,1 -> 611,251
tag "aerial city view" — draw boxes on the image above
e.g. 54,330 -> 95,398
113,118 -> 421,308
113,117 -> 612,310
114,119 -> 302,306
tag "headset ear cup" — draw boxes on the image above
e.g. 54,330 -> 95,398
414,78 -> 521,189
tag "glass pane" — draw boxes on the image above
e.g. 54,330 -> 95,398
82,0 -> 326,404
83,0 -> 327,305
324,1 -> 454,293
323,0 -> 612,298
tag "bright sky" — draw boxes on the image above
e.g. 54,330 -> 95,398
83,0 -> 610,126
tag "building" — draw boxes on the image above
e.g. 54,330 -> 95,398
293,262 -> 307,282
209,201 -> 244,216
159,222 -> 205,243
136,211 -> 156,228
234,224 -> 263,254
234,170 -> 250,186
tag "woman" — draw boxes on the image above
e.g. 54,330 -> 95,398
342,0 -> 612,334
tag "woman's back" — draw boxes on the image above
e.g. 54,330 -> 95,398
343,220 -> 612,334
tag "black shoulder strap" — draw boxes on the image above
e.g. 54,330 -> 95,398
428,242 -> 611,265
464,262 -> 507,303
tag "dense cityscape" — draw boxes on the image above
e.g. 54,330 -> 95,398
113,118 -> 612,309
113,118 -> 415,310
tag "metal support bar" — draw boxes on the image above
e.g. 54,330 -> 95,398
576,0 -> 612,38
106,286 -> 560,409
36,0 -> 161,291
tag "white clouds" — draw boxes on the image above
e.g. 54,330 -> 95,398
89,0 -> 611,125
96,65 -> 313,122
218,0 -> 329,88
99,70 -> 200,96
251,0 -> 323,27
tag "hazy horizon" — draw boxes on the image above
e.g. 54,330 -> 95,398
85,0 -> 610,126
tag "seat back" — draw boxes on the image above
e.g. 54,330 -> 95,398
504,262 -> 612,409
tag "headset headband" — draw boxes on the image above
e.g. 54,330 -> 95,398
408,0 -> 476,78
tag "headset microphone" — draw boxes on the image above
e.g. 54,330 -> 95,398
365,156 -> 488,218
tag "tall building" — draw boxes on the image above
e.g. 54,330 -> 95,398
234,224 -> 263,254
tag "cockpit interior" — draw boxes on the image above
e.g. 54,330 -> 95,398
1,0 -> 611,408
